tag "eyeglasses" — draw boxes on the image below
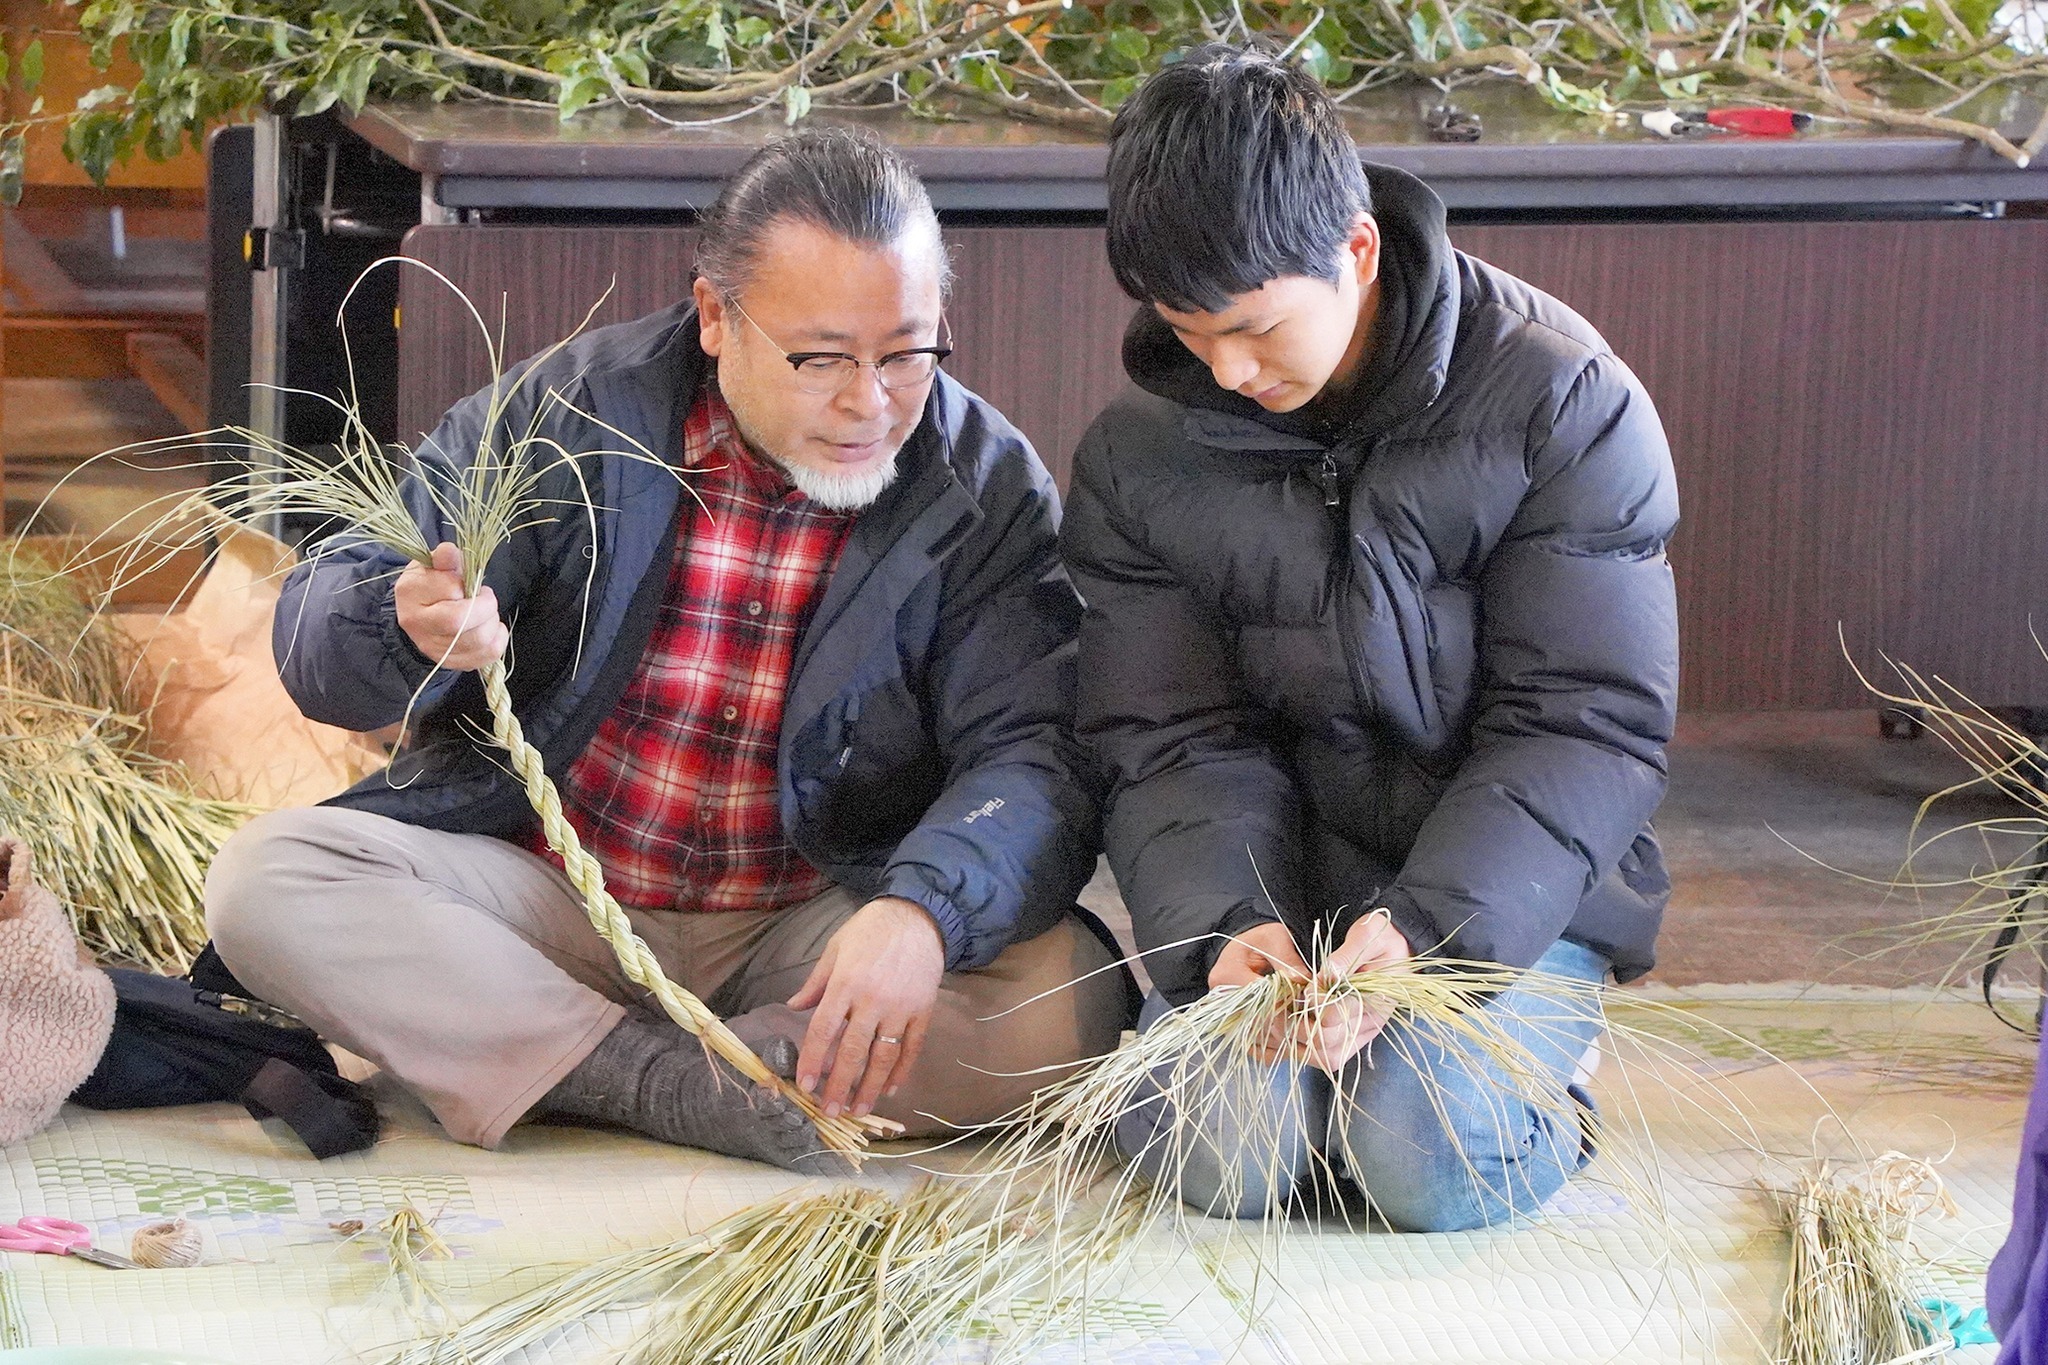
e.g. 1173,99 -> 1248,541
724,295 -> 952,396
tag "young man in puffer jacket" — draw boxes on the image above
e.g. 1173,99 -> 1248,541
1066,45 -> 1680,1231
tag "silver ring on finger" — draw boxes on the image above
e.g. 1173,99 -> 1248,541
875,1035 -> 902,1046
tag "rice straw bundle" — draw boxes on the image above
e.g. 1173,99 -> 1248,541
0,686 -> 253,969
379,1202 -> 456,1324
1771,1154 -> 1953,1365
60,259 -> 890,1160
0,540 -> 126,711
983,951 -> 1606,1243
383,1202 -> 453,1278
0,540 -> 256,969
630,1181 -> 1074,1365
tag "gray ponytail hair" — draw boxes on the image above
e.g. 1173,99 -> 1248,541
694,126 -> 952,298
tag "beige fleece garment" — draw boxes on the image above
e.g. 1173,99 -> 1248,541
0,837 -> 116,1146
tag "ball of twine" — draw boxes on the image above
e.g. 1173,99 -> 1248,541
130,1218 -> 202,1268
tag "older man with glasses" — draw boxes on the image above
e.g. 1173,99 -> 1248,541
201,127 -> 1129,1173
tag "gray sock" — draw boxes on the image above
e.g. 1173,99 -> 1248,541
533,1015 -> 849,1176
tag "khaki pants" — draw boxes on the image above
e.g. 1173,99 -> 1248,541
205,807 -> 1125,1149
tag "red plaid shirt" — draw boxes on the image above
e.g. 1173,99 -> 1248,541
540,383 -> 853,913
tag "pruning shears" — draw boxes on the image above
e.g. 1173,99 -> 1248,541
1641,106 -> 1814,138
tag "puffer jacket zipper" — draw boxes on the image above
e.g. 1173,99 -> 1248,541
1317,447 -> 1377,726
1321,445 -> 1406,857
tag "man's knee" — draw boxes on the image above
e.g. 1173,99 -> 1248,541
971,913 -> 1130,1065
1330,1074 -> 1578,1232
1331,1114 -> 1490,1232
1058,914 -> 1135,1055
204,806 -> 362,967
1115,1084 -> 1300,1221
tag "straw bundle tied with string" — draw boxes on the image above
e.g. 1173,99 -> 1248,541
373,1201 -> 459,1331
0,541 -> 255,970
1771,1154 -> 1956,1365
59,258 -> 891,1161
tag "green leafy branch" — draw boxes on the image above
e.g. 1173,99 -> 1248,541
1,0 -> 2044,204
0,35 -> 47,202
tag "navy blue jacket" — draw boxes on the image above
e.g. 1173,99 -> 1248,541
1065,167 -> 1679,1003
276,302 -> 1096,971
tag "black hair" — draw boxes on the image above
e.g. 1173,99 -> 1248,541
1105,44 -> 1371,313
695,125 -> 951,297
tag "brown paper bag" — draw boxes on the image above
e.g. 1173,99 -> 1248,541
114,523 -> 387,808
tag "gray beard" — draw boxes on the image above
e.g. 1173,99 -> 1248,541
777,448 -> 900,511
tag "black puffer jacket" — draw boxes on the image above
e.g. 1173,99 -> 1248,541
1064,165 -> 1679,1005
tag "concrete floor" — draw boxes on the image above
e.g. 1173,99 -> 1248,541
1081,709 -> 2030,990
1652,709 -> 2025,986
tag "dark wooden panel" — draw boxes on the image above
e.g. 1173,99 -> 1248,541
940,228 -> 1129,489
396,227 -> 701,444
397,225 -> 1132,489
399,218 -> 2048,712
1455,219 -> 2048,712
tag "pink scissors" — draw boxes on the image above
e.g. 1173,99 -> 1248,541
0,1216 -> 140,1269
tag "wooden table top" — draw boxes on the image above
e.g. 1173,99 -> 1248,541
350,81 -> 2048,212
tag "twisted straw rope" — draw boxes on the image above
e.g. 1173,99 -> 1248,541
478,659 -> 895,1160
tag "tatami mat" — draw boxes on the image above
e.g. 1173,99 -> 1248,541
0,989 -> 2028,1363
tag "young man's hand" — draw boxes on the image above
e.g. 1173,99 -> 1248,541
1206,915 -> 1413,1072
1208,920 -> 1311,1062
1295,909 -> 1413,1073
788,896 -> 946,1119
394,543 -> 509,671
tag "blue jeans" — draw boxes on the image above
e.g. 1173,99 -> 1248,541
1113,938 -> 1611,1233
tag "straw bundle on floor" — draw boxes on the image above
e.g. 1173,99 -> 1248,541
386,1179 -> 1122,1365
1772,1155 -> 1953,1365
380,1202 -> 455,1314
631,1181 -> 1070,1365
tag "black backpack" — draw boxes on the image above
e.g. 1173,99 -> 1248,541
69,947 -> 379,1159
